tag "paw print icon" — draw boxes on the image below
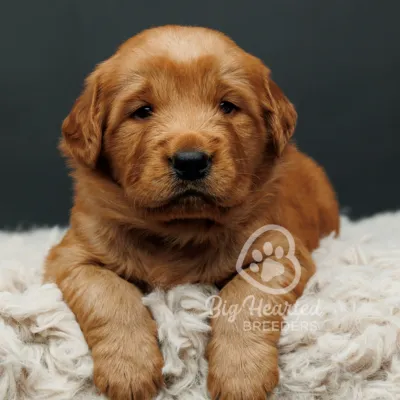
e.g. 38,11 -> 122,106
236,225 -> 302,295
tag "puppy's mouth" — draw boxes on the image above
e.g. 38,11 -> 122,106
167,189 -> 215,206
143,188 -> 231,225
145,188 -> 224,216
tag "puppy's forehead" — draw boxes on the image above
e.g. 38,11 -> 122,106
118,26 -> 239,62
107,26 -> 263,94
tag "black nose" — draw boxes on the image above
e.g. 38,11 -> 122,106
171,151 -> 211,181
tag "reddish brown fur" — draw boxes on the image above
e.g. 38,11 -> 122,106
44,25 -> 339,400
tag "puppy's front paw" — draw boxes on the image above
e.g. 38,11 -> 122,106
92,327 -> 164,400
207,332 -> 279,400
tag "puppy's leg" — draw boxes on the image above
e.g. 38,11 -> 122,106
207,233 -> 315,400
45,261 -> 163,400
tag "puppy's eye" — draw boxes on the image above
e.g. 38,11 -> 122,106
131,105 -> 153,120
219,101 -> 239,115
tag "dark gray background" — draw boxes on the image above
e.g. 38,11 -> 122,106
1,1 -> 399,228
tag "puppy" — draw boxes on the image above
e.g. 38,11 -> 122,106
44,25 -> 339,400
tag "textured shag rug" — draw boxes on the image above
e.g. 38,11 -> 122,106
1,212 -> 400,399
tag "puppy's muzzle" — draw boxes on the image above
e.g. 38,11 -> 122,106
171,151 -> 211,181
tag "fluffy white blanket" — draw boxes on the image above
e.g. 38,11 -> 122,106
1,212 -> 400,400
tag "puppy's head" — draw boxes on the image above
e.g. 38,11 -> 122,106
61,26 -> 296,228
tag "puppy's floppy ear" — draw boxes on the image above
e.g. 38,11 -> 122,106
59,70 -> 105,168
263,68 -> 297,156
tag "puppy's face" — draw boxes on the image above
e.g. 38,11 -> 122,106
61,26 -> 296,226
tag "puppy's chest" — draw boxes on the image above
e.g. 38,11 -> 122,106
127,245 -> 239,288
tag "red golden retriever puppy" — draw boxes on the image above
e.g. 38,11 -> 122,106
44,25 -> 339,400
